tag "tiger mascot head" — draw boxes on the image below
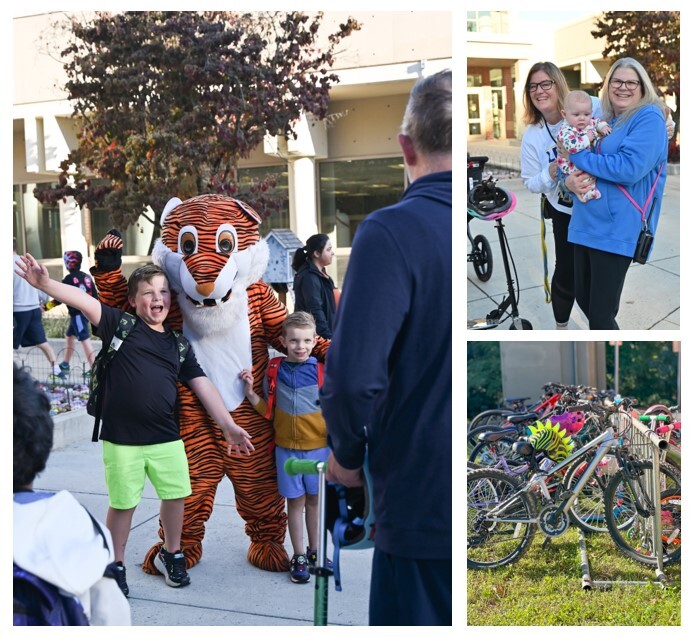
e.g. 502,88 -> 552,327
152,194 -> 269,334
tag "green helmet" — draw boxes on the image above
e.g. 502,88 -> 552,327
528,420 -> 574,461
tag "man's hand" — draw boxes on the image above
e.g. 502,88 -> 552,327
325,450 -> 364,487
94,228 -> 123,272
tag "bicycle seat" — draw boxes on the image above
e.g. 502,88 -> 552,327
507,412 -> 538,424
478,427 -> 518,442
467,179 -> 517,221
512,441 -> 534,457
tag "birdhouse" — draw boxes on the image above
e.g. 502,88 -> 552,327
263,229 -> 304,284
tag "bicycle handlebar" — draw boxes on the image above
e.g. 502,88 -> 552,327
638,414 -> 671,423
655,421 -> 681,435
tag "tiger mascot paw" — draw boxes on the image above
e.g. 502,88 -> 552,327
248,541 -> 290,572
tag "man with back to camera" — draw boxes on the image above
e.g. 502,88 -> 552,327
321,69 -> 452,626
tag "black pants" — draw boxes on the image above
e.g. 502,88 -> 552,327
574,244 -> 632,329
547,205 -> 575,324
369,547 -> 451,625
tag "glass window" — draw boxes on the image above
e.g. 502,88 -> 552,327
16,183 -> 62,259
319,157 -> 405,251
467,11 -> 507,33
489,69 -> 503,88
467,74 -> 483,88
236,165 -> 290,236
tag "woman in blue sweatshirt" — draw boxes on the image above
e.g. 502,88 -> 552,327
565,57 -> 668,329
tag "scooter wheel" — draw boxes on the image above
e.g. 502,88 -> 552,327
509,319 -> 533,330
472,235 -> 493,282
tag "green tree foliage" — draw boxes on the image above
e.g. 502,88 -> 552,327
34,11 -> 360,241
467,342 -> 503,420
591,11 -> 680,136
606,341 -> 679,407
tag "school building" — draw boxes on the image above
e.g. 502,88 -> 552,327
13,11 -> 452,286
466,11 -> 609,142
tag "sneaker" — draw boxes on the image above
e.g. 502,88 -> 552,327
306,547 -> 333,570
289,554 -> 310,584
155,547 -> 191,588
114,562 -> 129,597
58,362 -> 70,379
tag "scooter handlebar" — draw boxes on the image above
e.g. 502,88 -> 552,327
284,458 -> 327,476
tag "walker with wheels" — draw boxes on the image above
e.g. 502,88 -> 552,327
467,177 -> 533,330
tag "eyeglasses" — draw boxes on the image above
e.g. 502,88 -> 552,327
610,78 -> 641,91
528,80 -> 555,93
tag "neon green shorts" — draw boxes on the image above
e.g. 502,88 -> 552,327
102,439 -> 191,510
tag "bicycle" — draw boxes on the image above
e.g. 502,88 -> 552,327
467,382 -> 566,444
468,420 -> 680,569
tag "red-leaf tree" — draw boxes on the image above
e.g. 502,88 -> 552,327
34,11 -> 360,244
591,11 -> 680,137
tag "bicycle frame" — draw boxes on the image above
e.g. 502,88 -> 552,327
485,426 -> 617,524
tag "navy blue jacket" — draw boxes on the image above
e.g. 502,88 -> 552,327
321,170 -> 452,560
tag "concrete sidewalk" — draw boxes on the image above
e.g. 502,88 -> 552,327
34,434 -> 371,626
21,338 -> 372,627
467,140 -> 680,331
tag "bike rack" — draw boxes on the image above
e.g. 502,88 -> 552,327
577,414 -> 677,589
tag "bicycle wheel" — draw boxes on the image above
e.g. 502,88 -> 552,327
563,454 -> 613,533
660,490 -> 681,564
604,461 -> 681,565
469,436 -> 522,467
467,468 -> 536,569
472,234 -> 493,282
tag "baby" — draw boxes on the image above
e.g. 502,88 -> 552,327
557,90 -> 611,202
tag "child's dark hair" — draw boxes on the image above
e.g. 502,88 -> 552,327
127,263 -> 168,298
291,234 -> 330,271
13,364 -> 54,490
282,311 -> 316,335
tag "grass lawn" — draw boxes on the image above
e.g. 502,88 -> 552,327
467,527 -> 681,626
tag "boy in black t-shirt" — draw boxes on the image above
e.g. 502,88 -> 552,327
15,255 -> 254,597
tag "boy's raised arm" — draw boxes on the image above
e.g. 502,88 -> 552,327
15,253 -> 102,326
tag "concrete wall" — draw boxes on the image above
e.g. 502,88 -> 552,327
500,341 -> 607,403
326,94 -> 408,159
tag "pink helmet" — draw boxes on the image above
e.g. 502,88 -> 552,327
467,179 -> 517,221
548,411 -> 585,436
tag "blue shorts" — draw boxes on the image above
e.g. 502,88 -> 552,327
13,308 -> 47,349
275,446 -> 330,499
66,314 -> 91,341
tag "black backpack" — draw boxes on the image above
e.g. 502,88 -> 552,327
88,312 -> 189,441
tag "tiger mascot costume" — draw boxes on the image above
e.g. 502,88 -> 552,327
91,194 -> 328,574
